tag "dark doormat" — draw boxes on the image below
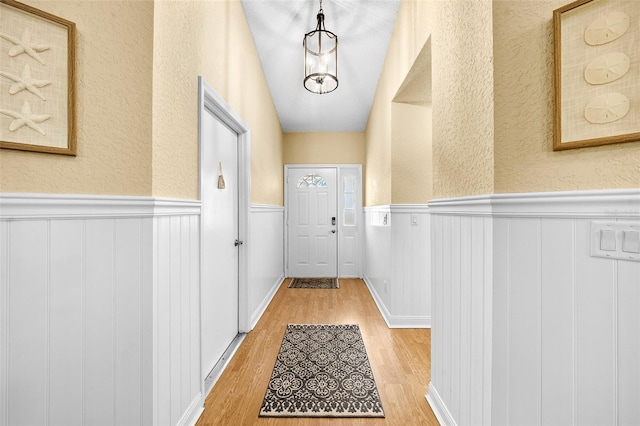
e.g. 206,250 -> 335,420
288,277 -> 339,289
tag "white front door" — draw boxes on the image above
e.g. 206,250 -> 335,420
287,167 -> 338,277
201,109 -> 239,378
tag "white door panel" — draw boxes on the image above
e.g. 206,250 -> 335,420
201,111 -> 239,378
288,168 -> 337,277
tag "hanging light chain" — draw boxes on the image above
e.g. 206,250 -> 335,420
317,0 -> 323,58
316,0 -> 325,31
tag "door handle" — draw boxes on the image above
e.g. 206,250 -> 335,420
331,229 -> 336,234
234,239 -> 243,246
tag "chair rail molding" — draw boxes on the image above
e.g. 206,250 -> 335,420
0,192 -> 201,219
428,188 -> 640,218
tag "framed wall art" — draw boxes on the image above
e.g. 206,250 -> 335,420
0,0 -> 76,155
553,0 -> 640,150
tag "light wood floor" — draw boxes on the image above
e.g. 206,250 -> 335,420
196,278 -> 438,425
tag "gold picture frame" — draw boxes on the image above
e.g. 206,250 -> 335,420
0,0 -> 76,155
553,0 -> 640,150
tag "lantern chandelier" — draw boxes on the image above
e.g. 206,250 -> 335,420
303,0 -> 338,94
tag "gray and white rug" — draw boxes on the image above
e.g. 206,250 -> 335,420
259,324 -> 385,417
288,277 -> 339,289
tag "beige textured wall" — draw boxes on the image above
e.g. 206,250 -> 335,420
431,0 -> 495,198
364,0 -> 432,206
370,0 -> 638,200
493,0 -> 640,192
391,103 -> 432,204
152,0 -> 283,203
283,132 -> 365,165
366,0 -> 494,203
0,0 -> 154,195
364,96 -> 392,206
0,0 -> 283,203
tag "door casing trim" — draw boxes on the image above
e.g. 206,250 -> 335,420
197,77 -> 251,392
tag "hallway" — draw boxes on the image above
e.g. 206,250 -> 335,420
196,278 -> 438,425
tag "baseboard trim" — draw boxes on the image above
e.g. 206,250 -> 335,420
178,393 -> 205,426
249,273 -> 285,330
391,315 -> 431,328
363,276 -> 392,328
426,383 -> 457,426
363,276 -> 430,329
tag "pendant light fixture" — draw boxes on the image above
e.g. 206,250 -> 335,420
303,0 -> 338,94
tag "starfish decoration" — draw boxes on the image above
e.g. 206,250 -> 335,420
0,64 -> 51,100
0,28 -> 50,65
0,100 -> 52,135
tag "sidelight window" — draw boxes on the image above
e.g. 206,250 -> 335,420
342,176 -> 356,226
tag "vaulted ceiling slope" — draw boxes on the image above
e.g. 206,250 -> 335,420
241,0 -> 400,132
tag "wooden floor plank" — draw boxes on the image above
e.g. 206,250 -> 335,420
196,278 -> 438,425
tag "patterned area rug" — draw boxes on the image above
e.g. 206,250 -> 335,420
259,324 -> 385,418
288,277 -> 339,289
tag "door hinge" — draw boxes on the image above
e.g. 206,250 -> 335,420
234,239 -> 243,247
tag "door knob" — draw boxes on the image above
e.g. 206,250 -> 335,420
331,229 -> 336,234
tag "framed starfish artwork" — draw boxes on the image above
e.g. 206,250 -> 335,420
553,0 -> 640,150
0,0 -> 76,155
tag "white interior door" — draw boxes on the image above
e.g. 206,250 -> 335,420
287,167 -> 338,277
201,111 -> 239,378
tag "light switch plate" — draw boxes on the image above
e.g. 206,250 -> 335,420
622,230 -> 640,254
591,221 -> 640,262
600,229 -> 616,251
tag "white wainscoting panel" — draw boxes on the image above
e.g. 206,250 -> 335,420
363,205 -> 430,328
363,206 -> 392,323
389,205 -> 430,327
0,194 -> 202,426
154,214 -> 202,426
429,209 -> 493,426
428,189 -> 640,426
248,204 -> 285,329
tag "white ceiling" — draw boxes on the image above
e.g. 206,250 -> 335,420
241,0 -> 400,132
